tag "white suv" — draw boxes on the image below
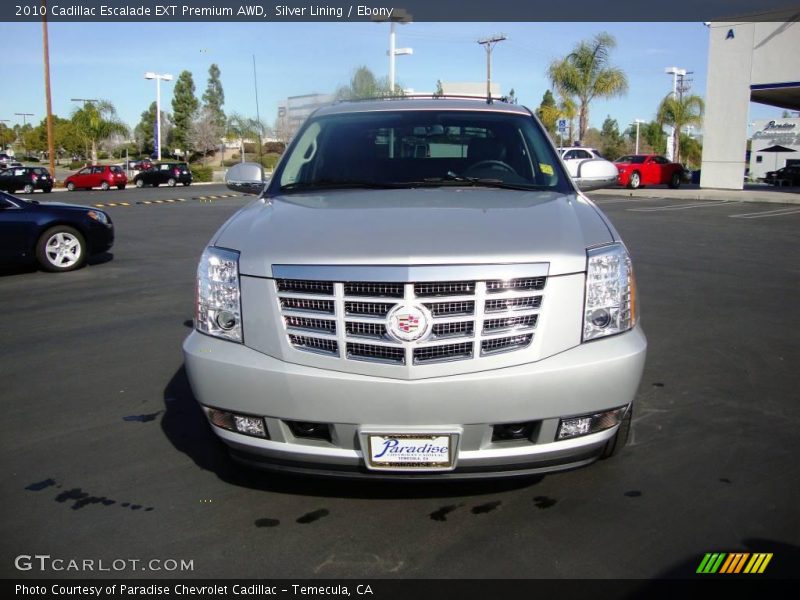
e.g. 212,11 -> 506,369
184,99 -> 646,479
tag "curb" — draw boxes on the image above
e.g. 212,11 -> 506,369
589,186 -> 800,206
91,193 -> 242,208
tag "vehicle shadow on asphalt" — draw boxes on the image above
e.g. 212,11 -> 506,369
0,252 -> 113,276
161,365 -> 544,499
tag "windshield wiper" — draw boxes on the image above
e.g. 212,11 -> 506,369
403,172 -> 547,191
280,179 -> 400,192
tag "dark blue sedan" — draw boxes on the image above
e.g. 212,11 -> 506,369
0,191 -> 114,272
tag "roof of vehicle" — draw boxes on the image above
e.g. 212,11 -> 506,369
558,147 -> 600,152
314,97 -> 531,117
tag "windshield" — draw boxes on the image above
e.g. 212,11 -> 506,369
616,155 -> 646,164
271,109 -> 570,194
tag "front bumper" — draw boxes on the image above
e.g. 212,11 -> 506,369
183,326 -> 646,479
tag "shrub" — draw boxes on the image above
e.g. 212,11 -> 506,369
260,153 -> 282,170
68,161 -> 86,170
190,164 -> 213,182
222,159 -> 241,167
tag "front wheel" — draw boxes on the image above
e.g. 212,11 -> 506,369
23,183 -> 34,194
100,181 -> 110,191
183,182 -> 191,187
67,182 -> 76,191
668,172 -> 681,189
135,178 -> 144,188
36,225 -> 86,272
627,171 -> 641,189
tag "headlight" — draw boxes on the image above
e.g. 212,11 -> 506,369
583,243 -> 637,341
196,246 -> 243,342
87,210 -> 108,225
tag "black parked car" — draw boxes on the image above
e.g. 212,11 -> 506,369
133,162 -> 192,187
0,191 -> 114,272
0,166 -> 53,193
764,165 -> 800,186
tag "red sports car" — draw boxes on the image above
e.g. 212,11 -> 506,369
614,154 -> 683,189
64,165 -> 128,191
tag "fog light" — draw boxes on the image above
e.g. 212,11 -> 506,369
589,308 -> 611,329
216,310 -> 238,331
492,421 -> 537,442
233,416 -> 267,437
286,420 -> 332,442
557,406 -> 629,440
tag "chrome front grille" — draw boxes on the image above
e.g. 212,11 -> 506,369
276,274 -> 545,366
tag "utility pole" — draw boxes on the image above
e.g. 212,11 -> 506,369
42,0 -> 56,176
632,119 -> 645,154
14,113 -> 34,156
478,34 -> 506,103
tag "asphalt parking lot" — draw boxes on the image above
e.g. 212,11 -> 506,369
1,185 -> 798,581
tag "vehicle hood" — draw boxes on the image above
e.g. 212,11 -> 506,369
34,201 -> 97,212
214,188 -> 615,277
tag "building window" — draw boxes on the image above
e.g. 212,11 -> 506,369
756,156 -> 763,163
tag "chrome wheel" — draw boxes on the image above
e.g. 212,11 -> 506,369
629,172 -> 641,189
44,231 -> 82,269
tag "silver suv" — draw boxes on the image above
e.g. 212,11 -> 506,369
183,98 -> 646,479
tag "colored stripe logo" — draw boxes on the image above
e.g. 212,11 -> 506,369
697,552 -> 773,574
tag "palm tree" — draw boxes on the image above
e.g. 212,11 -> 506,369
226,113 -> 264,163
71,100 -> 128,165
547,32 -> 628,141
657,94 -> 704,165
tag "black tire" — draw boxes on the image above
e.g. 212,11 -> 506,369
100,181 -> 110,191
627,171 -> 641,190
183,182 -> 190,186
43,187 -> 52,193
167,178 -> 177,187
668,172 -> 681,189
600,405 -> 632,459
66,182 -> 75,191
135,178 -> 144,188
35,225 -> 87,272
117,185 -> 125,190
23,183 -> 34,194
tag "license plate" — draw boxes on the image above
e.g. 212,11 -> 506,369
366,433 -> 454,470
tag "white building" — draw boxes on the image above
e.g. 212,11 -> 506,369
700,16 -> 800,189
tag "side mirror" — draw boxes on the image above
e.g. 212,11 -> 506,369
225,162 -> 268,195
573,159 -> 619,191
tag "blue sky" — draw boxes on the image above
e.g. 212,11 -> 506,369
0,21 -> 786,134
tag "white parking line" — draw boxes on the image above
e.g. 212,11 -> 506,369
628,200 -> 735,212
729,207 -> 800,219
593,197 -> 660,205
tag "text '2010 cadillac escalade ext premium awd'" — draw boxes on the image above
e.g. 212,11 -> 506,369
183,98 -> 646,479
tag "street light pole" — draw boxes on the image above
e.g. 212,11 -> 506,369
144,72 -> 173,161
373,9 -> 412,95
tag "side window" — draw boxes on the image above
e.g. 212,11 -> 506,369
78,167 -> 90,175
14,169 -> 25,176
578,150 -> 592,159
160,165 -> 170,171
564,150 -> 577,160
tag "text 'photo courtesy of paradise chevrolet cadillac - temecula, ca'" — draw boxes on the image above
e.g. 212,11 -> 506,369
183,97 -> 646,480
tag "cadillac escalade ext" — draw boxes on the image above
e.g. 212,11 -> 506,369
182,98 -> 646,479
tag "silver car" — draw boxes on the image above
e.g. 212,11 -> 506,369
183,98 -> 646,479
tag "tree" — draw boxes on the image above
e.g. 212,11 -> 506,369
679,133 -> 703,169
433,79 -> 444,98
599,115 -> 626,159
547,32 -> 628,140
171,70 -> 199,156
134,102 -> 171,156
226,113 -> 262,162
202,63 -> 226,129
657,93 -> 704,165
335,66 -> 395,100
507,88 -> 518,104
71,100 -> 128,164
190,107 -> 225,164
536,90 -> 558,136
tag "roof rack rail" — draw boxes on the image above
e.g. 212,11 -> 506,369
334,94 -> 513,105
